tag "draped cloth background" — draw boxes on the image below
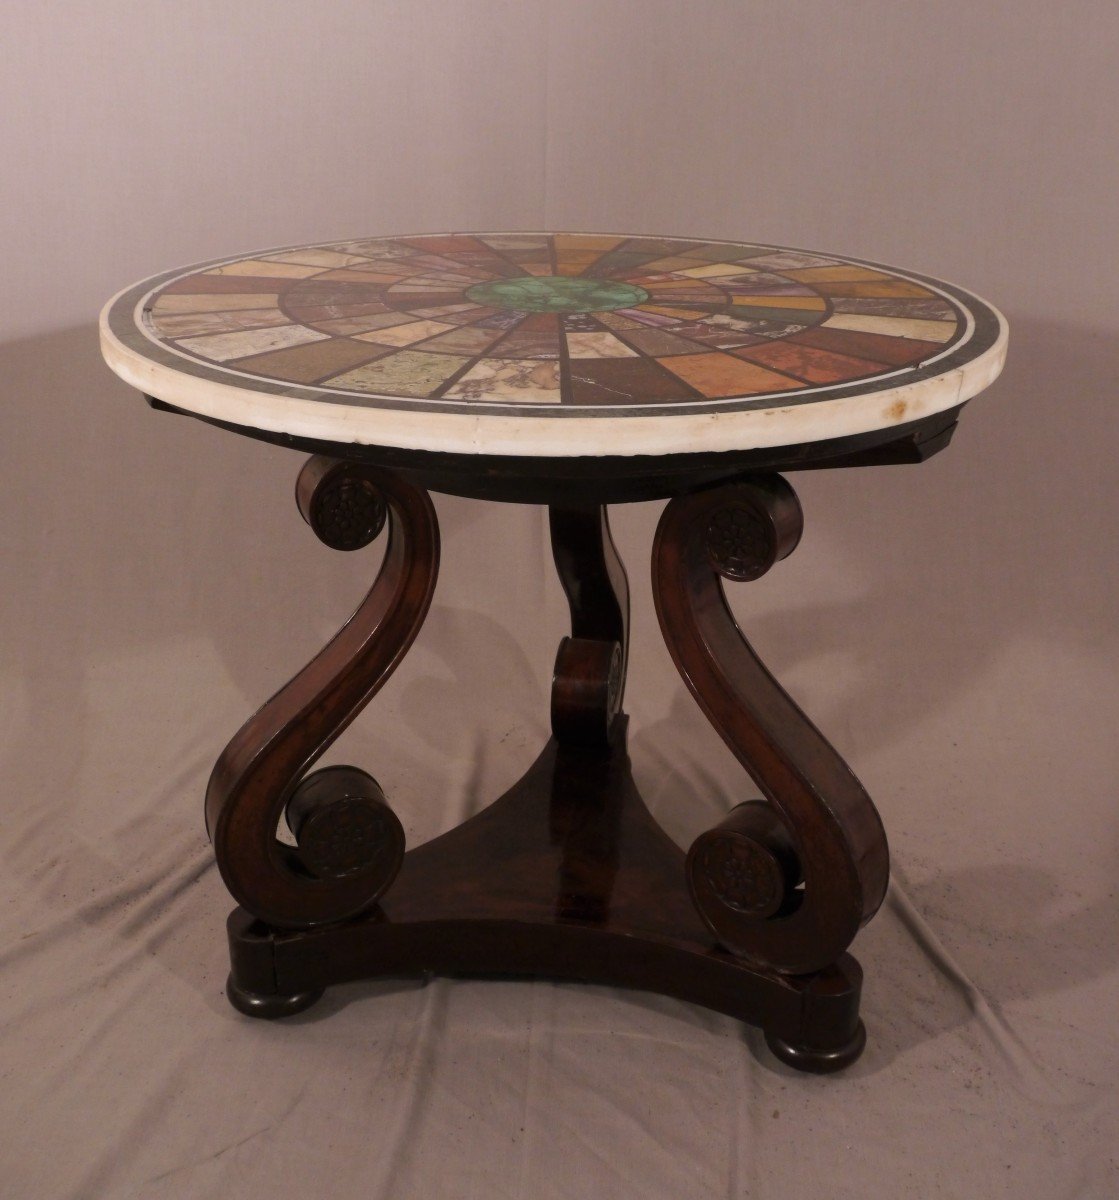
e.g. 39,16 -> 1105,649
1,3 -> 1116,1196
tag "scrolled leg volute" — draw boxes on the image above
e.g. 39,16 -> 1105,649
205,457 -> 438,953
652,475 -> 889,989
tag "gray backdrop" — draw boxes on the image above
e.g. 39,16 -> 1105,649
2,3 -> 1116,1197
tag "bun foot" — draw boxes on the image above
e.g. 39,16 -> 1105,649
225,973 -> 324,1019
763,1019 -> 866,1074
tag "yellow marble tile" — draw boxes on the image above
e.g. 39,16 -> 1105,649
780,266 -> 896,283
678,262 -> 761,279
821,314 -> 957,342
729,296 -> 827,311
151,293 -> 282,313
203,260 -> 322,279
565,332 -> 639,358
353,320 -> 455,347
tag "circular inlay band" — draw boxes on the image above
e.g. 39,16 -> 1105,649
464,275 -> 650,313
100,231 -> 1007,458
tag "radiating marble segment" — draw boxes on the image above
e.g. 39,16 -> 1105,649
352,320 -> 455,347
286,282 -> 389,306
263,249 -> 372,269
780,266 -> 896,283
566,356 -> 700,406
666,319 -> 766,351
311,313 -> 417,336
312,269 -> 410,285
730,295 -> 827,312
203,260 -> 323,279
479,235 -> 550,251
495,328 -> 561,358
633,255 -> 709,273
151,292 -> 282,314
565,331 -> 639,358
789,327 -> 944,366
230,338 -> 384,384
821,314 -> 956,342
830,296 -> 958,321
658,351 -> 803,398
685,243 -> 772,264
733,341 -> 887,384
160,274 -> 290,295
419,325 -> 508,355
746,251 -> 839,270
641,305 -> 713,320
177,323 -> 327,363
728,303 -> 826,326
726,320 -> 808,340
328,239 -> 419,258
814,281 -> 934,299
622,237 -> 705,255
555,235 -> 625,251
594,312 -> 644,332
615,327 -> 711,357
292,303 -> 393,325
326,350 -> 470,397
149,307 -> 290,338
614,307 -> 679,327
444,358 -> 561,404
677,262 -> 762,280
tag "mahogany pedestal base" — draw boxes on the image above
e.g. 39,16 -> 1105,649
206,456 -> 889,1075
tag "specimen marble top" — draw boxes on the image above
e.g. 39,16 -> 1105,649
100,232 -> 1007,458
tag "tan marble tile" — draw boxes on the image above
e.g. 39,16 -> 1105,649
311,313 -> 417,336
325,351 -> 470,397
678,262 -> 761,280
176,324 -> 327,363
149,307 -> 289,337
565,331 -> 639,358
203,260 -> 322,279
353,320 -> 454,347
263,249 -> 372,269
821,314 -> 956,342
444,358 -> 561,403
151,292 -> 281,314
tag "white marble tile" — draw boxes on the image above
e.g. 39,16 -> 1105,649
565,332 -> 639,359
821,314 -> 957,343
444,358 -> 561,403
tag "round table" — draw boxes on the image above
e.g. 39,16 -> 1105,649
101,232 -> 1007,1073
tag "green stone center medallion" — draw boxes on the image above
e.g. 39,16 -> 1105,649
465,275 -> 650,314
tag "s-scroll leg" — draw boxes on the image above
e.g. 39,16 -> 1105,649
652,476 -> 888,1068
206,456 -> 439,951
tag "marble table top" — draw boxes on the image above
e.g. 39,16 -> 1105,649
100,233 -> 1007,458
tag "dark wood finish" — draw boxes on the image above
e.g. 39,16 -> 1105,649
651,475 -> 889,976
203,455 -> 895,1073
227,731 -> 867,1073
205,458 -> 438,929
146,394 -> 962,505
549,504 -> 629,749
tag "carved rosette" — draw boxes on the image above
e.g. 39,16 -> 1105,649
206,457 -> 438,929
652,475 -> 888,975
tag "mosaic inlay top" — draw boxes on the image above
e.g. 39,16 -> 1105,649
101,233 -> 1007,457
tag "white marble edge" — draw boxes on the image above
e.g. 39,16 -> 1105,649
98,244 -> 1009,459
